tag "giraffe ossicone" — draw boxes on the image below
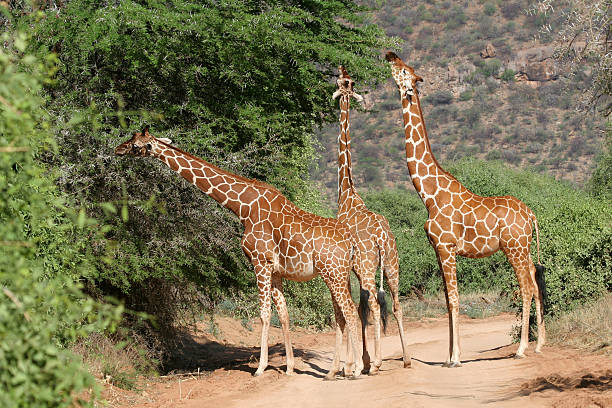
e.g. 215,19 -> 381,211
335,66 -> 411,373
386,52 -> 546,367
115,126 -> 365,379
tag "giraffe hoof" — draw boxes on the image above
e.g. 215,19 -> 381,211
285,370 -> 294,376
323,374 -> 337,381
514,353 -> 526,359
443,361 -> 462,368
403,359 -> 412,368
347,375 -> 360,381
253,370 -> 264,377
367,367 -> 380,376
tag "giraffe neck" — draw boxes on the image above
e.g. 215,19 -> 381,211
337,94 -> 355,204
155,143 -> 254,218
400,92 -> 463,209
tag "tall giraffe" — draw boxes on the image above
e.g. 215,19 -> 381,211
333,66 -> 410,373
115,128 -> 364,379
385,52 -> 546,367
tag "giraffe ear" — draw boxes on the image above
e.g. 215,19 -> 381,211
332,89 -> 342,100
142,125 -> 150,135
157,137 -> 172,145
415,76 -> 423,83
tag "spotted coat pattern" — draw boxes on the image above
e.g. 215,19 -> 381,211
115,128 -> 364,378
385,52 -> 545,367
333,66 -> 410,373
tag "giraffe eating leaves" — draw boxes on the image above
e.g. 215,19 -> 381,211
115,127 -> 364,379
333,66 -> 411,373
385,52 -> 546,367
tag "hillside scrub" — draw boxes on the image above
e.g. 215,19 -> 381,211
0,32 -> 121,407
363,159 -> 611,316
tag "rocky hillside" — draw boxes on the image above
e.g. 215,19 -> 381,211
313,0 -> 606,203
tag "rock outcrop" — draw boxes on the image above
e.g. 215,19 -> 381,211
508,46 -> 559,82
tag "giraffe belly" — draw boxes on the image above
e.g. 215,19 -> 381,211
278,252 -> 317,282
457,236 -> 500,258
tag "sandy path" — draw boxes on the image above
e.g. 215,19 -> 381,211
116,314 -> 611,407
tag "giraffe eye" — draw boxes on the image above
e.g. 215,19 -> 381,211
145,143 -> 152,151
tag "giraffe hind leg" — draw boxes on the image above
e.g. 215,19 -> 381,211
271,275 -> 294,375
385,265 -> 411,367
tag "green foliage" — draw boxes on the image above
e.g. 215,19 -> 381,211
363,159 -> 611,317
25,0 -> 397,319
501,68 -> 516,82
0,32 -> 121,407
483,2 -> 497,16
587,126 -> 612,200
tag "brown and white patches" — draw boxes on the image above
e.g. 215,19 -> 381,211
387,52 -> 545,367
335,66 -> 411,372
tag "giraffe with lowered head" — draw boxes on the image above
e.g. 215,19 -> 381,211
115,127 -> 364,379
333,66 -> 410,373
385,52 -> 546,367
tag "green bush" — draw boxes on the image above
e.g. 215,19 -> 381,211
0,32 -> 120,407
501,68 -> 516,82
483,2 -> 497,16
363,159 -> 611,317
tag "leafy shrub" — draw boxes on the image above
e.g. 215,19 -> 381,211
0,32 -> 120,407
445,6 -> 467,30
501,68 -> 516,82
460,89 -> 474,101
483,2 -> 497,16
501,1 -> 523,19
427,90 -> 454,105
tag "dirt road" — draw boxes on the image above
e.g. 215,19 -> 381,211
114,314 -> 611,407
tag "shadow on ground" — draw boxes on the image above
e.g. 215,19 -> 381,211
163,331 -> 327,379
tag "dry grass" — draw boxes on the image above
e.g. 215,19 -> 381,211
401,290 -> 513,320
547,293 -> 612,355
72,332 -> 159,391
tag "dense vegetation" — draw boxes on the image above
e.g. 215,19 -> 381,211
1,0 -> 609,402
0,32 -> 120,407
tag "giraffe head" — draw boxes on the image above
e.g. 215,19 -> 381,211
114,126 -> 172,157
332,66 -> 364,103
385,52 -> 423,99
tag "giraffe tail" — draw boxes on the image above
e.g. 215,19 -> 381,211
377,238 -> 388,333
530,211 -> 547,312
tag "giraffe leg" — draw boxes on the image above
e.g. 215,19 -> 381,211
386,265 -> 411,368
322,273 -> 363,379
364,281 -> 382,375
529,263 -> 546,353
253,263 -> 272,377
507,253 -> 535,358
270,275 -> 294,375
324,299 -> 346,381
436,245 -> 461,368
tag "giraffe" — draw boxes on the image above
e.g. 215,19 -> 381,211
115,127 -> 364,379
333,66 -> 411,373
385,52 -> 546,367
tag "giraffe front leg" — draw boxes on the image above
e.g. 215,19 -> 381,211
253,263 -> 272,377
271,275 -> 294,375
436,245 -> 461,368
